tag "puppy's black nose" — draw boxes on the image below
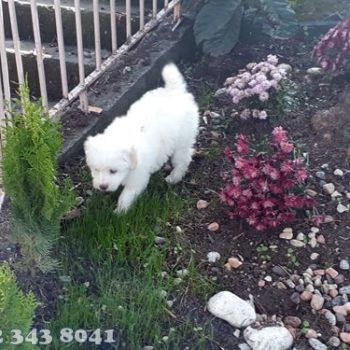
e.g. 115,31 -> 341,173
99,184 -> 108,191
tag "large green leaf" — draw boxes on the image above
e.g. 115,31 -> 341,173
258,0 -> 299,38
193,0 -> 243,57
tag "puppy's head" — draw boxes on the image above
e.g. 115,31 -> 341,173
84,134 -> 138,192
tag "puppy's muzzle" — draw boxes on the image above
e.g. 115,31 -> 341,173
99,184 -> 109,191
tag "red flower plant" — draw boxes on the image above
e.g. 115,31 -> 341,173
220,128 -> 315,231
312,18 -> 350,71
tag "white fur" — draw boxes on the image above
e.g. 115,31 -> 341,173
84,63 -> 199,213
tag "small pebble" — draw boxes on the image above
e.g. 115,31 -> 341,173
317,235 -> 326,244
290,239 -> 305,248
300,290 -> 313,301
207,222 -> 219,231
283,316 -> 301,328
333,305 -> 348,316
306,189 -> 318,197
280,228 -> 293,240
310,253 -> 320,261
264,275 -> 272,282
316,171 -> 326,180
258,280 -> 265,287
296,232 -> 305,241
331,190 -> 342,198
328,336 -> 341,347
272,265 -> 287,277
305,329 -> 318,339
340,286 -> 350,294
309,338 -> 327,350
324,311 -> 337,326
323,183 -> 335,194
337,204 -> 348,213
334,274 -> 345,284
340,332 -> 350,344
309,237 -> 317,248
334,169 -> 344,177
176,269 -> 189,277
290,292 -> 301,304
325,267 -> 339,279
340,259 -> 350,270
154,236 -> 166,245
311,295 -> 324,310
207,251 -> 221,263
285,279 -> 296,289
196,199 -> 209,209
228,257 -> 243,269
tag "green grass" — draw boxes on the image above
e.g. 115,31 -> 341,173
49,176 -> 213,349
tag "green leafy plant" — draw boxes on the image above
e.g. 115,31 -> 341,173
0,263 -> 37,349
187,0 -> 298,57
2,83 -> 75,273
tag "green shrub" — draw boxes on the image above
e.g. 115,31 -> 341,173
2,83 -> 74,273
0,263 -> 37,349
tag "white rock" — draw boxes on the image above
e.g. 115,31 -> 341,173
296,232 -> 305,241
277,63 -> 292,73
207,251 -> 221,263
309,338 -> 327,350
309,237 -> 318,248
244,326 -> 293,350
310,253 -> 320,261
306,67 -> 323,76
176,269 -> 189,277
214,88 -> 227,97
334,169 -> 344,177
340,259 -> 350,270
207,291 -> 256,328
331,191 -> 342,198
290,239 -> 305,248
337,204 -> 349,213
322,183 -> 335,195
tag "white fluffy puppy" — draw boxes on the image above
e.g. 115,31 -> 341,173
84,63 -> 199,213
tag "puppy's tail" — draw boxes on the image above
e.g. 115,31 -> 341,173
162,63 -> 187,91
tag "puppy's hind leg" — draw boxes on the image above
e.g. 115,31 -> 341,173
166,147 -> 193,184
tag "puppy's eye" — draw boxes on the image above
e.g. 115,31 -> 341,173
110,169 -> 118,174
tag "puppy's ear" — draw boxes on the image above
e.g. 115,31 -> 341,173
128,146 -> 138,169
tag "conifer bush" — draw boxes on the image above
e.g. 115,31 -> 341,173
2,84 -> 74,273
0,263 -> 36,349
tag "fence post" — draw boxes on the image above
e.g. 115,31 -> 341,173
54,0 -> 69,99
74,0 -> 89,112
30,0 -> 49,109
7,0 -> 24,85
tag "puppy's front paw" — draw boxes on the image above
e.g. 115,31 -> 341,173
165,173 -> 181,184
113,204 -> 128,215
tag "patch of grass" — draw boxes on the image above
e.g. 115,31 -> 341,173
50,177 -> 212,349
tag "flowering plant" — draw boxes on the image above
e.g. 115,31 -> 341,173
224,55 -> 291,120
312,18 -> 350,71
220,127 -> 314,231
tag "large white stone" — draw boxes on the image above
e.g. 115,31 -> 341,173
244,325 -> 293,350
207,291 -> 256,328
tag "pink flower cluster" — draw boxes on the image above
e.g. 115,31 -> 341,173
312,18 -> 350,71
224,55 -> 287,120
220,127 -> 314,231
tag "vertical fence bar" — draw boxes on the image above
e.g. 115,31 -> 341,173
93,0 -> 101,70
110,0 -> 117,52
126,0 -> 131,40
54,0 -> 69,98
152,0 -> 156,17
173,0 -> 181,21
139,0 -> 144,30
0,2 -> 11,108
164,0 -> 168,9
30,0 -> 48,109
0,71 -> 5,197
7,0 -> 24,85
74,0 -> 88,111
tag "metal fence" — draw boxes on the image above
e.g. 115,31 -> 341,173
0,0 -> 181,207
